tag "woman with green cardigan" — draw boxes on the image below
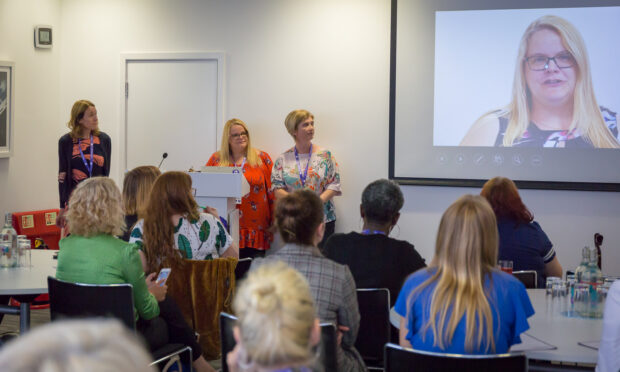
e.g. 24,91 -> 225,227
56,177 -> 215,372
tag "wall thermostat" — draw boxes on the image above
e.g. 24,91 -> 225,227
34,25 -> 53,49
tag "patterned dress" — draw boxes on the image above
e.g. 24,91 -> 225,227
129,212 -> 232,260
58,132 -> 111,208
271,145 -> 341,223
494,106 -> 619,147
206,150 -> 274,251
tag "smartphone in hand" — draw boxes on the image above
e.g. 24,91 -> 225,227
156,268 -> 171,286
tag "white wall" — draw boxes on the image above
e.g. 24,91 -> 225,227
0,0 -> 61,214
1,0 -> 619,274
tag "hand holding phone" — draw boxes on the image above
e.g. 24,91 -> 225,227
156,268 -> 171,286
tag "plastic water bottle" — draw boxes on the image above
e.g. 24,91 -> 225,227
575,246 -> 590,283
0,213 -> 18,267
584,249 -> 603,317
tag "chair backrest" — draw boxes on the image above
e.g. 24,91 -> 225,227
513,270 -> 537,289
356,288 -> 391,363
219,312 -> 237,372
234,257 -> 252,283
319,322 -> 338,372
384,343 -> 527,372
47,276 -> 135,330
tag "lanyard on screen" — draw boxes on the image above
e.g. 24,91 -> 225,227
294,143 -> 312,187
78,134 -> 94,177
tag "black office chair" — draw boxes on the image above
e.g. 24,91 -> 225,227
513,270 -> 538,289
234,258 -> 253,284
356,288 -> 391,370
48,277 -> 192,371
219,312 -> 237,372
384,342 -> 527,372
219,312 -> 338,372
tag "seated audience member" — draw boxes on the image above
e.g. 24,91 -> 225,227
129,171 -> 237,273
227,261 -> 320,372
481,177 -> 562,288
597,280 -> 620,372
395,195 -> 534,354
55,177 -> 215,372
254,190 -> 366,372
325,179 -> 425,306
121,165 -> 161,241
0,319 -> 155,372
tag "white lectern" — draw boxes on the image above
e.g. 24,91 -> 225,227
188,167 -> 250,246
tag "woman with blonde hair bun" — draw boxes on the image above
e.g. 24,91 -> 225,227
227,261 -> 320,372
394,195 -> 534,354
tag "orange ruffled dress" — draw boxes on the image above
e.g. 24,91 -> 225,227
206,150 -> 274,250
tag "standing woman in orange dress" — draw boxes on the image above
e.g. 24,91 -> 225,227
206,119 -> 274,258
58,100 -> 111,209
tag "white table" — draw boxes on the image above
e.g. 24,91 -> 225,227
0,250 -> 57,332
389,288 -> 602,366
514,289 -> 601,365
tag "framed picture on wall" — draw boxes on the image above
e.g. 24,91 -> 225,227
0,61 -> 15,158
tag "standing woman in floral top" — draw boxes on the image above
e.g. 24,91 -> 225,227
58,100 -> 111,208
206,119 -> 274,259
129,171 -> 238,273
271,109 -> 341,248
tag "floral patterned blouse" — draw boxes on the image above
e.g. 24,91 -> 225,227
206,150 -> 274,250
271,145 -> 341,223
129,212 -> 232,260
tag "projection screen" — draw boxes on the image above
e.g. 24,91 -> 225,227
389,0 -> 620,191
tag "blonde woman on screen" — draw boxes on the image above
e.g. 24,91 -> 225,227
461,15 -> 619,148
394,195 -> 534,354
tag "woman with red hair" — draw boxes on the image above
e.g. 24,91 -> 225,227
481,177 -> 562,287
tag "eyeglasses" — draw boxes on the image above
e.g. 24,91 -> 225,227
525,52 -> 575,71
230,131 -> 248,139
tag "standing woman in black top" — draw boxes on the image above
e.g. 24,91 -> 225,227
58,100 -> 111,209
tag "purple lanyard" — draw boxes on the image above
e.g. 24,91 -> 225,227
294,144 -> 312,187
362,229 -> 386,235
78,134 -> 94,177
232,157 -> 246,174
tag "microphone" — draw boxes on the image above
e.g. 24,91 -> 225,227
158,152 -> 168,169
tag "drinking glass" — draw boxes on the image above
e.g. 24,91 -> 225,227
573,282 -> 604,318
546,276 -> 561,295
17,237 -> 31,267
552,280 -> 568,297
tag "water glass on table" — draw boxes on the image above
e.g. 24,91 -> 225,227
499,260 -> 513,274
546,276 -> 561,295
552,280 -> 568,297
572,282 -> 605,318
17,236 -> 31,267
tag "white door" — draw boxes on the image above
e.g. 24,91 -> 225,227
122,54 -> 224,175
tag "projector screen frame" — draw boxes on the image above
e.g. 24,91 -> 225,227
388,0 -> 620,192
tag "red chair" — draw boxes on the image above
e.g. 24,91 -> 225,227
8,209 -> 61,309
12,209 -> 61,250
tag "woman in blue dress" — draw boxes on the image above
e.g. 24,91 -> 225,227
395,195 -> 534,354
